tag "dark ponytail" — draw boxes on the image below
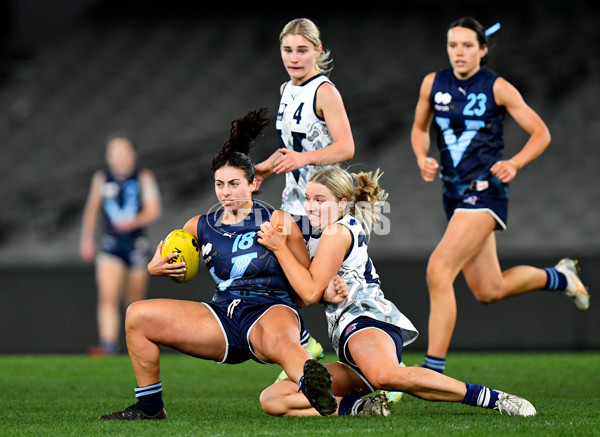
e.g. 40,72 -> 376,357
211,108 -> 269,182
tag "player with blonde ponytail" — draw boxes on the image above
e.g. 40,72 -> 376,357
310,167 -> 388,239
257,166 -> 536,417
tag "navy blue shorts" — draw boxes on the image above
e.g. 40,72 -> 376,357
443,193 -> 508,230
337,316 -> 404,391
205,292 -> 302,365
99,234 -> 151,267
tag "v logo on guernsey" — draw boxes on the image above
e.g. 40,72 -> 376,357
210,253 -> 258,291
435,116 -> 485,166
103,180 -> 140,222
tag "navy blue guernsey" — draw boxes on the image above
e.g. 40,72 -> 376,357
196,202 -> 295,306
101,169 -> 144,239
431,67 -> 507,199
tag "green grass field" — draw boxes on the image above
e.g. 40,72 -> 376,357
2,351 -> 599,436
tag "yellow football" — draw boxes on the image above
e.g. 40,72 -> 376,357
161,229 -> 200,283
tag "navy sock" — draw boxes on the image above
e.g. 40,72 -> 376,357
543,268 -> 568,291
461,382 -> 499,409
135,382 -> 164,415
338,397 -> 361,416
300,327 -> 310,347
422,355 -> 446,373
99,340 -> 118,354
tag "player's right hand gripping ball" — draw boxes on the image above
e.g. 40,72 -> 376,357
161,229 -> 200,283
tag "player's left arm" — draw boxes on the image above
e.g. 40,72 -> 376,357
491,77 -> 551,182
269,210 -> 311,268
80,170 -> 105,262
258,220 -> 349,305
135,169 -> 162,227
273,83 -> 354,173
115,169 -> 162,232
255,80 -> 293,181
257,210 -> 310,307
254,151 -> 280,189
411,72 -> 439,182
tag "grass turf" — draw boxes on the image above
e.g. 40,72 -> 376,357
1,351 -> 599,436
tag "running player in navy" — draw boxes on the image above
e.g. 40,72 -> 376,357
98,109 -> 341,420
254,17 -> 357,387
257,166 -> 536,417
410,17 -> 590,374
80,134 -> 161,356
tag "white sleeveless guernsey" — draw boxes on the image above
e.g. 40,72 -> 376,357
276,74 -> 335,215
307,214 -> 419,353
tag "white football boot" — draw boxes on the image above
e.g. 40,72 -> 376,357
554,258 -> 590,310
353,394 -> 392,417
493,391 -> 536,417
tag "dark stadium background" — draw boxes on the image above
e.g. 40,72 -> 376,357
1,0 -> 598,353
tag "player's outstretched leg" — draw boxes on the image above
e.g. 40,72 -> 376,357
99,404 -> 167,421
298,359 -> 337,416
554,258 -> 590,310
276,334 -> 324,383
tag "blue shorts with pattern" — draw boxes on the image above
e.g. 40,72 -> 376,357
442,174 -> 509,230
99,233 -> 151,267
337,316 -> 404,391
443,193 -> 508,230
205,291 -> 302,365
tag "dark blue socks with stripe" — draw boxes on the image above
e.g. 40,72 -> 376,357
135,382 -> 164,415
422,355 -> 446,373
462,382 -> 499,409
544,268 -> 568,291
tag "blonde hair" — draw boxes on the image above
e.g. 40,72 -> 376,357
310,167 -> 388,237
279,18 -> 333,75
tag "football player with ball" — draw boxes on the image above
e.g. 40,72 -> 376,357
100,109 -> 359,420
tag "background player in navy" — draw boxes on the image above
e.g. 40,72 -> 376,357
255,17 -> 355,382
257,166 -> 536,417
99,109 -> 341,420
80,134 -> 161,356
410,17 -> 589,374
